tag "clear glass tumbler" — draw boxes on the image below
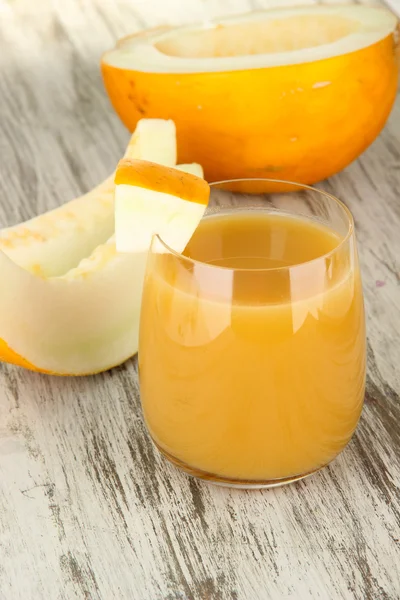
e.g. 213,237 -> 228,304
138,179 -> 366,488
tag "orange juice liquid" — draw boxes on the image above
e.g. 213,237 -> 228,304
139,211 -> 366,482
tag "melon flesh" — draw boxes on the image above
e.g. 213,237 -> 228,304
175,163 -> 204,178
0,241 -> 146,374
0,177 -> 115,277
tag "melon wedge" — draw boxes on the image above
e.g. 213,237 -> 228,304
102,5 -> 399,186
115,159 -> 209,253
0,119 -> 177,277
0,158 -> 207,375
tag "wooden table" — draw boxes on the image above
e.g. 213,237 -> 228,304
1,1 -> 399,598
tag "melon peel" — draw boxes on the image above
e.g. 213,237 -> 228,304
0,119 -> 206,375
101,5 -> 399,187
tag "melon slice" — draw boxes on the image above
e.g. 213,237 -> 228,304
0,157 -> 208,375
0,119 -> 177,277
114,159 -> 209,254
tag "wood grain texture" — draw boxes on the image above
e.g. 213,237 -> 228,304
0,0 -> 400,599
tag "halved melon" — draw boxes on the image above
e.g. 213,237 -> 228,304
0,157 -> 208,375
0,119 -> 177,277
102,5 -> 399,186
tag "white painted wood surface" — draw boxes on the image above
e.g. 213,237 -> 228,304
0,0 -> 400,598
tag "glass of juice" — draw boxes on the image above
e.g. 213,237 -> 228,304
139,179 -> 366,488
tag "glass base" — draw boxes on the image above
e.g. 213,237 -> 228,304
153,439 -> 326,489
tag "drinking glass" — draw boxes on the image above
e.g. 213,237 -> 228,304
138,179 -> 366,488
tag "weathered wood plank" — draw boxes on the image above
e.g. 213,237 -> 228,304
0,1 -> 399,599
